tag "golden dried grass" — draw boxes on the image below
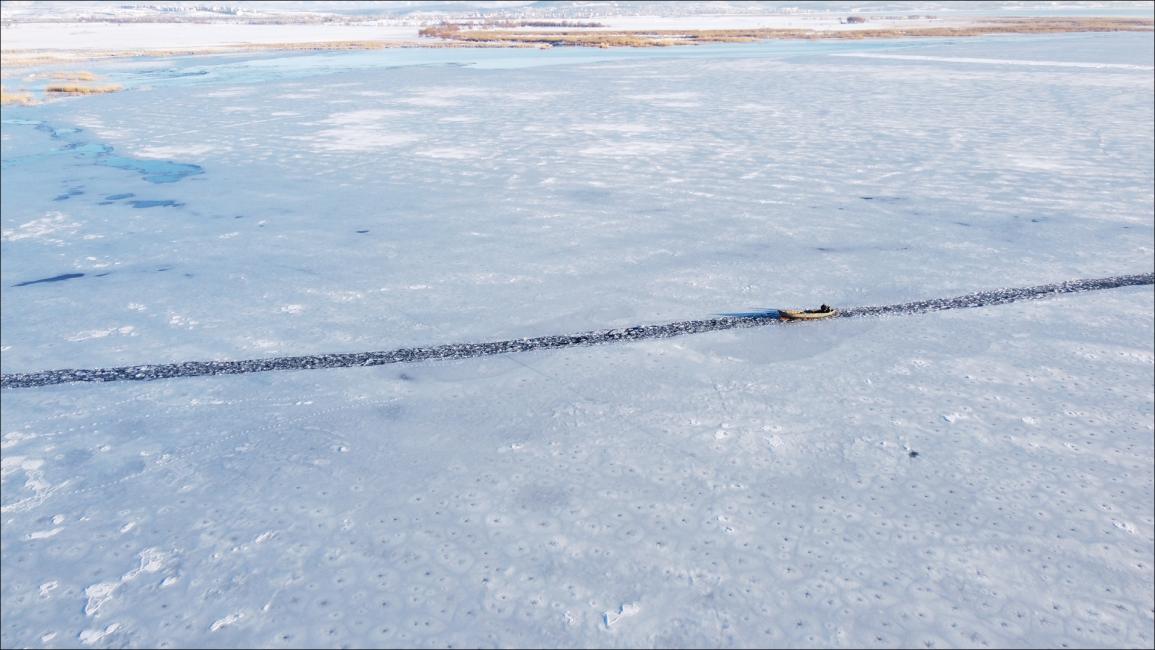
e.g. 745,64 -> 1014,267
0,88 -> 36,105
424,17 -> 1153,47
44,84 -> 122,95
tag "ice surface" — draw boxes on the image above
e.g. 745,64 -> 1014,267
2,33 -> 1152,372
2,289 -> 1152,648
2,30 -> 1153,648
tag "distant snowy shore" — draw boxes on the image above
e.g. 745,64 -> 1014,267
0,21 -> 424,52
2,13 -> 1149,66
0,14 -> 939,53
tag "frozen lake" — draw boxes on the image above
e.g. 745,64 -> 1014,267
2,31 -> 1153,648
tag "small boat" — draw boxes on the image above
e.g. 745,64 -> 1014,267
779,304 -> 838,321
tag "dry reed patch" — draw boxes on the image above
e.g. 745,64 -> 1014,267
421,16 -> 1153,47
0,88 -> 36,105
44,84 -> 122,95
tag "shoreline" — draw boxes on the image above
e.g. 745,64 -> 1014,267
1,16 -> 1150,70
0,39 -> 536,70
423,16 -> 1153,47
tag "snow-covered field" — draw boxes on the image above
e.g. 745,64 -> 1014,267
0,22 -> 424,52
2,31 -> 1153,648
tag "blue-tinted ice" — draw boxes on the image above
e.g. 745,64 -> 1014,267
1,29 -> 1152,650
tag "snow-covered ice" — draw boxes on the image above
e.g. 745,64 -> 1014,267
2,31 -> 1153,648
1,288 -> 1151,648
0,22 -> 424,52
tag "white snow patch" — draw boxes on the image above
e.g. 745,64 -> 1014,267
320,109 -> 413,126
133,144 -> 219,159
1,431 -> 39,449
572,122 -> 655,134
0,455 -> 62,513
199,88 -> 253,98
1,212 -> 80,243
503,91 -> 569,102
580,142 -> 679,157
625,91 -> 701,107
210,611 -> 245,632
27,527 -> 64,540
1,456 -> 45,486
396,87 -> 487,108
125,548 -> 169,578
78,623 -> 120,646
83,583 -> 119,617
414,147 -> 482,160
166,313 -> 199,328
602,602 -> 641,628
302,127 -> 420,152
66,326 -> 135,342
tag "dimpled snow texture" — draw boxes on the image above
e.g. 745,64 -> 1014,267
3,273 -> 1150,389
